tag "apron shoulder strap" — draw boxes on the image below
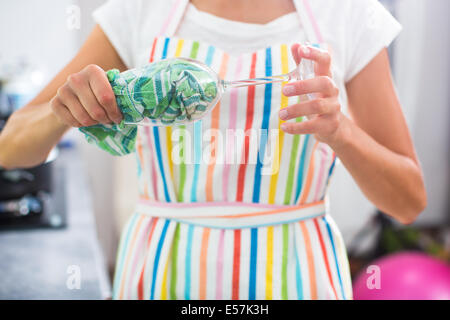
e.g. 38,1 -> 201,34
158,0 -> 190,36
294,0 -> 324,44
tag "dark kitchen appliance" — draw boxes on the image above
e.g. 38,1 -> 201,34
0,115 -> 67,229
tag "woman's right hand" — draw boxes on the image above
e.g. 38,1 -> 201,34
50,64 -> 123,128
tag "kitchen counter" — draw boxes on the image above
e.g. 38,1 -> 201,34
0,147 -> 111,299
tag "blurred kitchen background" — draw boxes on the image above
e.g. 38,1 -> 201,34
0,0 -> 449,299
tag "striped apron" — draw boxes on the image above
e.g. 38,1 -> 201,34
113,0 -> 353,300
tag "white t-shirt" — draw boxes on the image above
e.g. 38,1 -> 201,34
176,3 -> 303,55
93,0 -> 401,83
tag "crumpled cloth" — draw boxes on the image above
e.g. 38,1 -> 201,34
79,59 -> 218,156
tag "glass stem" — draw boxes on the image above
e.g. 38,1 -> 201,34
222,71 -> 295,89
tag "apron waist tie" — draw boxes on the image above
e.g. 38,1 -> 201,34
135,199 -> 326,229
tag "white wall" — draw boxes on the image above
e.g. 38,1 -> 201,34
0,0 -> 78,81
395,0 -> 450,225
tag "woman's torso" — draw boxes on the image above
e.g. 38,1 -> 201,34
132,1 -> 337,206
110,0 -> 353,301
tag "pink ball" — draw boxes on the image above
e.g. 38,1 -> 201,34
353,251 -> 450,300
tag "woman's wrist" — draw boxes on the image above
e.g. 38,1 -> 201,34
321,113 -> 353,151
45,102 -> 71,132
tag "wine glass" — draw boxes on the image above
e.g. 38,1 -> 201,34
117,57 -> 315,127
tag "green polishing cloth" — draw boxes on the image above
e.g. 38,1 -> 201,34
79,59 -> 218,156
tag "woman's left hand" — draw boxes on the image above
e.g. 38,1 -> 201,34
280,44 -> 344,145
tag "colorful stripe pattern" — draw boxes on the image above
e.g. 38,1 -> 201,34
113,213 -> 352,300
136,36 -> 336,205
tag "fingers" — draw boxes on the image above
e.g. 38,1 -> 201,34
279,98 -> 340,121
291,44 -> 331,77
282,76 -> 338,98
51,64 -> 122,128
50,97 -> 82,128
280,113 -> 340,135
291,43 -> 302,65
67,66 -> 112,125
56,84 -> 97,127
85,65 -> 122,124
300,45 -> 332,77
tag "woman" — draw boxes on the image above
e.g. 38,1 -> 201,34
0,0 -> 426,300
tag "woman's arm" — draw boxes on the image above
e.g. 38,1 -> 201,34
0,25 -> 126,169
280,45 -> 427,224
